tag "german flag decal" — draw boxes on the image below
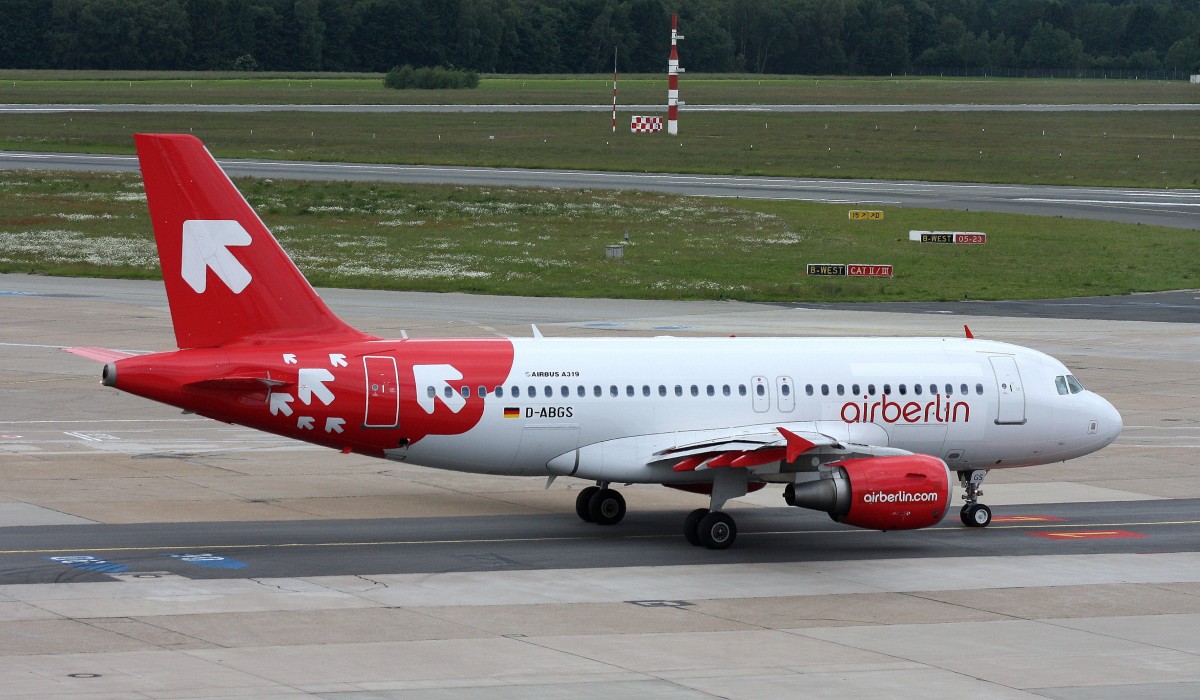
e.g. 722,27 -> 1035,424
503,407 -> 520,419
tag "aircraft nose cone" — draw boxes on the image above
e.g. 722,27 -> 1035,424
1098,396 -> 1123,444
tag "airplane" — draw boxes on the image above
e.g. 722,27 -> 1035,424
69,134 -> 1123,550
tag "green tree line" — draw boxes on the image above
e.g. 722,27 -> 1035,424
1,0 -> 1198,75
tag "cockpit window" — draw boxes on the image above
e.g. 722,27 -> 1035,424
1055,375 -> 1085,395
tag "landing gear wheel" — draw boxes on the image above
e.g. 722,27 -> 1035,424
960,503 -> 992,528
683,508 -> 709,546
575,486 -> 600,522
588,488 -> 626,525
697,511 -> 737,550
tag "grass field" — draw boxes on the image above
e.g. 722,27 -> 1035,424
0,71 -> 1196,106
2,171 -> 1194,302
2,109 -> 1195,188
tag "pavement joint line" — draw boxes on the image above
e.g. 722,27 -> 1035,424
3,519 -> 1197,556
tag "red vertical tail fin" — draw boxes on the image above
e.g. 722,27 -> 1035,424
135,134 -> 372,349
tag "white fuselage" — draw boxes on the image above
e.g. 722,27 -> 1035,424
397,336 -> 1122,480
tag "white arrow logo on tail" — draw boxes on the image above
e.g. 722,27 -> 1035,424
325,417 -> 345,434
413,364 -> 466,414
283,354 -> 297,365
297,368 -> 335,406
269,392 -> 294,416
181,220 -> 252,294
297,416 -> 315,430
329,354 -> 347,368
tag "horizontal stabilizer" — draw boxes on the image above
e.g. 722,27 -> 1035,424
184,376 -> 292,391
62,346 -> 138,363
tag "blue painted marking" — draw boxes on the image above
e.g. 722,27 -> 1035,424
583,322 -> 625,328
167,553 -> 247,569
652,325 -> 692,330
0,290 -> 40,296
48,555 -> 128,573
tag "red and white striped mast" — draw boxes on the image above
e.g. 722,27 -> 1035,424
667,12 -> 683,136
611,46 -> 618,133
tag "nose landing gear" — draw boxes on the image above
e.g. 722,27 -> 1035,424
958,469 -> 992,527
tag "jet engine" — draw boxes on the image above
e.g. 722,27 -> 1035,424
784,455 -> 951,531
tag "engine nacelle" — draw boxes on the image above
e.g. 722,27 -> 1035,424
784,455 -> 952,531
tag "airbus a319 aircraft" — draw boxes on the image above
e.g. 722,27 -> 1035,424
70,134 -> 1123,549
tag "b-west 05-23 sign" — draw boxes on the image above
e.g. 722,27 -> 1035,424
909,231 -> 987,244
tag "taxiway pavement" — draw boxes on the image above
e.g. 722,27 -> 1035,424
2,150 -> 1198,229
4,102 -> 1200,114
1,275 -> 1198,698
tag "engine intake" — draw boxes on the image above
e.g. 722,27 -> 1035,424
784,454 -> 951,531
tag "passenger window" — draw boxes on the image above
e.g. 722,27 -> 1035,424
626,385 -> 634,397
426,386 -> 435,398
975,383 -> 984,395
478,386 -> 486,398
609,385 -> 618,397
659,385 -> 667,397
593,385 -> 602,397
945,384 -> 953,396
914,384 -> 922,396
675,385 -> 683,397
821,384 -> 829,396
560,386 -> 569,398
930,384 -> 937,395
883,384 -> 892,395
706,385 -> 715,397
512,386 -> 521,398
1055,376 -> 1069,395
868,384 -> 876,396
722,385 -> 731,396
780,384 -> 790,397
852,384 -> 860,395
577,385 -> 585,397
444,386 -> 454,398
543,386 -> 551,398
690,385 -> 699,397
528,385 -> 535,397
898,384 -> 907,396
738,385 -> 747,396
836,384 -> 845,396
643,385 -> 651,397
960,383 -> 968,395
755,384 -> 765,397
805,384 -> 814,396
495,386 -> 504,398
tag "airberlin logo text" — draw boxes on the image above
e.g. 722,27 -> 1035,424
862,491 -> 940,503
841,394 -> 969,424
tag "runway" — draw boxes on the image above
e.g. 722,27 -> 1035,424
4,102 -> 1200,113
3,149 -> 1198,229
2,274 -> 1199,696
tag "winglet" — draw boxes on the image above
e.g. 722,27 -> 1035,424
777,427 -> 816,463
964,324 -> 974,339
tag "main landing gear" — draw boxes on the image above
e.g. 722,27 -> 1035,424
958,469 -> 992,527
683,469 -> 747,550
575,484 -> 626,526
